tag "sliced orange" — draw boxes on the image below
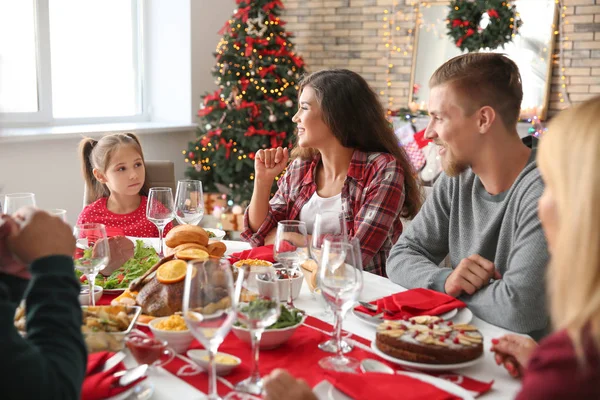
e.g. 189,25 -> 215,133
175,248 -> 210,261
156,259 -> 189,284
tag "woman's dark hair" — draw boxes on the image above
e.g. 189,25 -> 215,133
292,69 -> 422,218
79,132 -> 149,204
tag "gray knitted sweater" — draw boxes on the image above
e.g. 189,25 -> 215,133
387,139 -> 550,337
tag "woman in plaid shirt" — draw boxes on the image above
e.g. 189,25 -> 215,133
242,69 -> 422,276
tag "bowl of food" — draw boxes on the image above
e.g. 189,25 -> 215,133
148,314 -> 194,353
79,285 -> 103,306
273,268 -> 303,302
81,305 -> 142,353
205,228 -> 226,242
232,305 -> 306,349
187,350 -> 241,376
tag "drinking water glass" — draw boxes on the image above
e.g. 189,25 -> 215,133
73,223 -> 109,306
146,187 -> 174,257
234,264 -> 280,395
318,237 -> 363,372
50,208 -> 68,222
174,180 -> 204,225
4,193 -> 36,214
273,220 -> 308,309
183,258 -> 237,400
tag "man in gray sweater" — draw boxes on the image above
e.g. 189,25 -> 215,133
387,53 -> 550,339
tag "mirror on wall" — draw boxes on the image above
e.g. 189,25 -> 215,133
409,0 -> 557,120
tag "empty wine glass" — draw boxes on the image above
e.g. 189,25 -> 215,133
146,187 -> 174,257
273,220 -> 308,309
234,264 -> 280,395
4,193 -> 36,214
50,208 -> 67,222
73,223 -> 110,306
174,180 -> 204,225
318,237 -> 363,372
183,258 -> 237,400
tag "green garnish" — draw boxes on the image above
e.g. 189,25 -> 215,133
235,303 -> 303,330
76,240 -> 159,289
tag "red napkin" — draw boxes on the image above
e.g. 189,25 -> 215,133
354,288 -> 466,320
325,371 -> 461,400
228,242 -> 296,264
82,351 -> 145,400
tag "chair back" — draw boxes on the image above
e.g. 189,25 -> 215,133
83,160 -> 176,207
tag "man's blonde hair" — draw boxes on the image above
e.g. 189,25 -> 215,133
430,53 -> 523,130
538,96 -> 600,359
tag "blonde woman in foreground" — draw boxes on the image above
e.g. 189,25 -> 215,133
490,97 -> 600,399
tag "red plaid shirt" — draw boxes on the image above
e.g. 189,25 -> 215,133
241,150 -> 407,276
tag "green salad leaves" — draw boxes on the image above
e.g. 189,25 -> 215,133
235,302 -> 304,330
76,240 -> 159,289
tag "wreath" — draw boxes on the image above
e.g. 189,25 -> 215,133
447,0 -> 522,53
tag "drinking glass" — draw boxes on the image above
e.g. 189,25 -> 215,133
234,264 -> 280,395
4,193 -> 36,214
50,208 -> 67,222
183,258 -> 237,400
174,180 -> 204,225
146,187 -> 174,257
273,220 -> 308,309
73,223 -> 109,306
318,238 -> 363,372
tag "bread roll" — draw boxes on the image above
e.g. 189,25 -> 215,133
207,242 -> 227,258
165,225 -> 209,248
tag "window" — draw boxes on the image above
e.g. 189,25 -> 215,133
0,0 -> 145,125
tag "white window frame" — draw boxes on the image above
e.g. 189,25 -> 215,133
0,0 -> 148,126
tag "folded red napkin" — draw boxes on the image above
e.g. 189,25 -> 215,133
82,351 -> 145,400
354,288 -> 466,320
228,242 -> 296,264
325,371 -> 461,400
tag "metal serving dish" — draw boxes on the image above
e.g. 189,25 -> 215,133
81,305 -> 142,353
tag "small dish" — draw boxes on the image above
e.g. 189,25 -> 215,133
187,349 -> 241,376
148,317 -> 194,354
205,228 -> 226,242
79,285 -> 103,305
256,270 -> 303,302
232,315 -> 306,349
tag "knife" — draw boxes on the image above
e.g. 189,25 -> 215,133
101,351 -> 126,373
118,364 -> 148,387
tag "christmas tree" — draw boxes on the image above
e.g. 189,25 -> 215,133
184,0 -> 306,205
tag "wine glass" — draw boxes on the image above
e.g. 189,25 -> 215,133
183,258 -> 237,400
146,187 -> 174,257
234,264 -> 280,395
50,208 -> 67,222
73,223 -> 110,306
4,193 -> 36,214
174,180 -> 204,225
318,237 -> 363,372
273,220 -> 308,309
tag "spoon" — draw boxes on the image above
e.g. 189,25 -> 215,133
114,364 -> 148,387
360,359 -> 395,374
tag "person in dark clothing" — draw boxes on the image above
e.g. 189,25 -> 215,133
0,207 -> 86,400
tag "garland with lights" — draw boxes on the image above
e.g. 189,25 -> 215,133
183,0 -> 306,205
447,0 -> 522,52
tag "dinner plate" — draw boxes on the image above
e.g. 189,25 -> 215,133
352,307 -> 458,327
370,341 -> 484,371
223,239 -> 251,256
105,380 -> 154,400
313,373 -> 474,400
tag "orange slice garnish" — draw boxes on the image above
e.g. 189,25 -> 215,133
156,260 -> 189,284
175,248 -> 210,261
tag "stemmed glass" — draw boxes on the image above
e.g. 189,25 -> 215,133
73,223 -> 110,306
50,208 -> 68,222
4,193 -> 36,214
174,180 -> 204,225
183,258 -> 237,400
146,187 -> 174,257
318,238 -> 363,372
273,220 -> 308,309
234,264 -> 280,395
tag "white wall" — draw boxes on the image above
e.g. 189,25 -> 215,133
0,0 -> 236,224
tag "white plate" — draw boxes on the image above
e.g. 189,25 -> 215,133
352,307 -> 458,327
370,341 -> 484,371
106,381 -> 154,400
205,228 -> 226,242
452,308 -> 473,325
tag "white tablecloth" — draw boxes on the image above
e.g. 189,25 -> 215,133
127,240 -> 521,400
